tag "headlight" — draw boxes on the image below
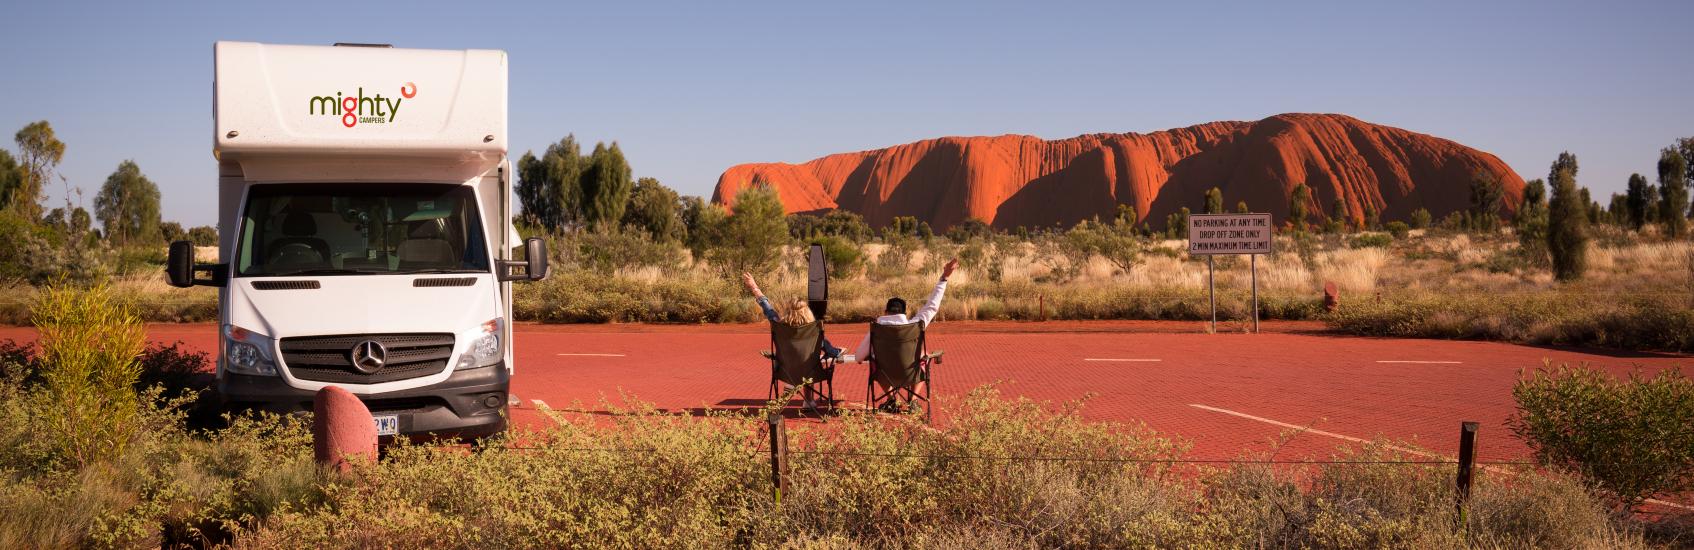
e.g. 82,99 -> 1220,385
456,318 -> 503,370
223,324 -> 277,376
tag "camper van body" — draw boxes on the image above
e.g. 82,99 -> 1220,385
169,42 -> 545,440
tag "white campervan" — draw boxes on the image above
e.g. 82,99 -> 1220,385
167,41 -> 547,440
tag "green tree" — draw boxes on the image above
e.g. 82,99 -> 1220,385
1326,199 -> 1349,234
1363,205 -> 1380,230
884,216 -> 920,241
93,160 -> 162,246
1547,162 -> 1588,281
159,221 -> 186,243
1468,172 -> 1505,232
1658,148 -> 1689,239
622,177 -> 684,241
516,135 -> 585,229
0,150 -> 28,213
1516,178 -> 1549,262
945,218 -> 991,243
1115,204 -> 1138,227
580,142 -> 633,230
680,196 -> 723,257
1287,183 -> 1310,232
1235,200 -> 1249,214
187,225 -> 217,247
706,185 -> 788,274
13,121 -> 65,220
1204,187 -> 1223,214
1607,193 -> 1630,227
1551,151 -> 1579,181
1409,208 -> 1431,229
1165,207 -> 1190,239
1625,173 -> 1652,230
1676,137 -> 1694,186
1063,216 -> 1142,274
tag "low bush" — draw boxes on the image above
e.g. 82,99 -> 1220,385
1327,290 -> 1694,353
1385,220 -> 1410,240
1509,363 -> 1694,511
1348,232 -> 1393,249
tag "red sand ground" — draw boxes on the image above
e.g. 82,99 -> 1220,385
4,321 -> 1687,462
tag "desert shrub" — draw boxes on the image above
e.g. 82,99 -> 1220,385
135,341 -> 210,405
518,268 -> 743,323
1408,208 -> 1432,229
1384,221 -> 1410,240
558,228 -> 684,274
30,283 -> 147,467
244,407 -> 764,549
809,235 -> 862,278
1508,363 -> 1694,511
1062,217 -> 1142,274
1347,233 -> 1392,249
1328,290 -> 1694,353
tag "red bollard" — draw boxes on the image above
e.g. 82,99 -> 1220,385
313,386 -> 378,473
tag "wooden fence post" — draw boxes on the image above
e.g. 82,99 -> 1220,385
768,411 -> 788,504
1455,421 -> 1479,523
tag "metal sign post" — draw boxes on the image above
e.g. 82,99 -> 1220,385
1187,213 -> 1274,333
1207,255 -> 1216,331
1251,254 -> 1259,333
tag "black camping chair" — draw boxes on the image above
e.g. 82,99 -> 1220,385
866,321 -> 943,423
762,320 -> 837,415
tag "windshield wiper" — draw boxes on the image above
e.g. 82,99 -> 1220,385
269,268 -> 387,276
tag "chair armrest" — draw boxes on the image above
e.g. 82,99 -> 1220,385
760,351 -> 775,359
923,350 -> 944,364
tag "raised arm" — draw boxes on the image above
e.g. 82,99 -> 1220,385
911,259 -> 956,326
742,273 -> 779,322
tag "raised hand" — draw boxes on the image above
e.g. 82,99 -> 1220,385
741,272 -> 763,297
942,258 -> 958,281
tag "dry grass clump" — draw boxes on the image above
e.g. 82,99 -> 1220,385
224,388 -> 1681,548
0,273 -> 216,324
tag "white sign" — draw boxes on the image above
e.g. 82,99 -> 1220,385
1188,213 -> 1273,255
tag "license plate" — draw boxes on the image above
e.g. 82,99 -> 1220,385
374,415 -> 399,436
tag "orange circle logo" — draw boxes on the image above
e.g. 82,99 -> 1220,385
400,82 -> 417,99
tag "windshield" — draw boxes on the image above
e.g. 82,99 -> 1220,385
235,183 -> 490,277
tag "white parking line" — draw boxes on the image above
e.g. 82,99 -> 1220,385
558,353 -> 626,357
1084,358 -> 1162,362
1188,403 -> 1693,511
1375,360 -> 1462,364
531,399 -> 550,409
1187,404 -> 1432,457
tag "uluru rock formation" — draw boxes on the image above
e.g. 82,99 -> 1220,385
713,113 -> 1524,230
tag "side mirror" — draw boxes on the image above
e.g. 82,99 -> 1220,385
165,240 -> 228,287
167,241 -> 195,288
524,237 -> 548,281
499,237 -> 549,282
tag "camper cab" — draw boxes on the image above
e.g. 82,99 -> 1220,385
167,41 -> 546,440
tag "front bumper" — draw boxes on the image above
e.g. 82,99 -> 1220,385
217,363 -> 510,441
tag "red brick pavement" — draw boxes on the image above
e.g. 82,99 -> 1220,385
3,321 -> 1687,462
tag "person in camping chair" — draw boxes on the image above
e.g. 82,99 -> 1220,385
741,273 -> 844,360
853,258 -> 956,397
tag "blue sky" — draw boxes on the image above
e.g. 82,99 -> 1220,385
1,0 -> 1689,226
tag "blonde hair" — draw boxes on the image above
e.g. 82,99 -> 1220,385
778,298 -> 815,327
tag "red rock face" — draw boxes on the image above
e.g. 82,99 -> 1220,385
713,113 -> 1524,230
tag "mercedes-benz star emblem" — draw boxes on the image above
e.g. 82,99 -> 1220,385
349,340 -> 387,374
